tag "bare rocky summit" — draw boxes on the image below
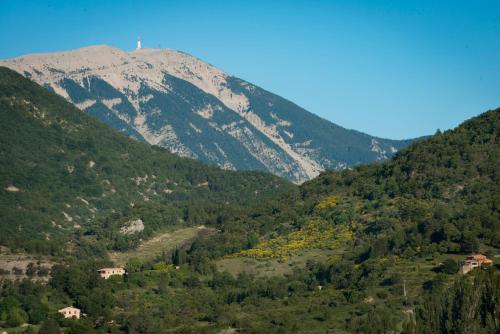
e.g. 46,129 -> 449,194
1,45 -> 413,183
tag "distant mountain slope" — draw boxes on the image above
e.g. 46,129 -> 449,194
0,67 -> 294,253
1,45 -> 414,183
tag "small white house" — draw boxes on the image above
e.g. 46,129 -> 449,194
97,267 -> 126,279
460,254 -> 493,274
58,306 -> 81,319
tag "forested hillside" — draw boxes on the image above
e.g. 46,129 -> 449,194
0,67 -> 498,333
301,108 -> 499,255
0,67 -> 295,254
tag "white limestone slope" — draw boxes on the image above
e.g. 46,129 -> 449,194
0,45 -> 249,113
1,45 -> 328,182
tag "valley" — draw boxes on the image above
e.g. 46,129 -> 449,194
1,0 -> 499,332
0,65 -> 498,333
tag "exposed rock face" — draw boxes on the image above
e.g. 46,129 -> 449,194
120,219 -> 145,235
1,45 -> 413,183
5,185 -> 20,192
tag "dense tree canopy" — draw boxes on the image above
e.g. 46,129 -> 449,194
0,68 -> 498,333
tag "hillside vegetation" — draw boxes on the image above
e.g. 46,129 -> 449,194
301,108 -> 499,256
0,67 -> 498,333
0,66 -> 295,255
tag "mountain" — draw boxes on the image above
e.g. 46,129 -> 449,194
198,108 -> 499,268
182,107 -> 499,332
0,64 -> 497,333
301,107 -> 500,253
1,45 -> 415,183
184,107 -> 499,332
0,66 -> 294,254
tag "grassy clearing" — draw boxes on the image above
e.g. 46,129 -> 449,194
109,225 -> 215,266
217,249 -> 340,278
228,219 -> 353,261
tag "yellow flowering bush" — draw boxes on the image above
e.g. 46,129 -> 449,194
230,219 -> 355,261
315,195 -> 339,209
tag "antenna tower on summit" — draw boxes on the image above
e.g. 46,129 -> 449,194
136,35 -> 142,50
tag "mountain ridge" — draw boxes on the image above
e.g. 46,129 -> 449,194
0,66 -> 294,253
1,45 -> 415,183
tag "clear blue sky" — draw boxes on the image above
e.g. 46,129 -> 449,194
1,0 -> 499,139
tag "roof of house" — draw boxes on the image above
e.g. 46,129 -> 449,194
465,254 -> 493,265
58,306 -> 80,312
469,254 -> 492,260
97,267 -> 125,271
